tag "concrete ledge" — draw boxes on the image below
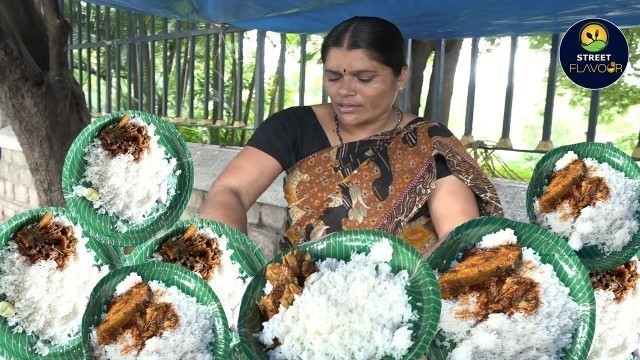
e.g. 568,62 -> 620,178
187,143 -> 286,208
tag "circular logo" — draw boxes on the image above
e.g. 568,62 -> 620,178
560,18 -> 628,89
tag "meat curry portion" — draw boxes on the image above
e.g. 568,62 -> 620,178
99,114 -> 151,162
590,260 -> 639,302
159,224 -> 223,281
14,212 -> 78,270
96,281 -> 179,355
539,158 -> 610,218
438,244 -> 541,321
258,250 -> 317,321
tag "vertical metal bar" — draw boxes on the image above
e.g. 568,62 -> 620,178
299,34 -> 306,106
105,7 -> 112,112
116,10 -> 121,110
217,33 -> 226,121
162,19 -> 169,116
541,34 -> 560,143
235,32 -> 243,122
586,90 -> 600,142
204,24 -> 211,120
463,38 -> 479,142
255,30 -> 266,126
114,10 -> 122,110
150,16 -> 156,113
96,6 -> 101,113
77,0 -> 83,97
633,130 -> 640,158
399,38 -> 411,112
278,33 -> 286,111
127,12 -> 133,109
138,13 -> 144,111
497,36 -> 518,149
68,0 -> 74,79
86,3 -> 92,112
499,36 -> 518,148
189,23 -> 196,119
175,21 -> 183,117
431,39 -> 445,122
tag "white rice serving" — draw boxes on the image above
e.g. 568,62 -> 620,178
90,272 -> 216,360
0,216 -> 110,356
588,259 -> 640,360
77,116 -> 177,231
534,151 -> 640,253
437,229 -> 581,360
151,228 -> 251,331
257,239 -> 417,360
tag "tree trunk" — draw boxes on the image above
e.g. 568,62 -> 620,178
408,39 -> 462,126
409,40 -> 436,115
0,0 -> 90,206
424,39 -> 463,126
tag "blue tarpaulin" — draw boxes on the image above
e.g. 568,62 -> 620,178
83,0 -> 640,39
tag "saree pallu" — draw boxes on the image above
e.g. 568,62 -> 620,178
281,120 -> 503,254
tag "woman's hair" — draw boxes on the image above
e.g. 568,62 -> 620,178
321,16 -> 406,76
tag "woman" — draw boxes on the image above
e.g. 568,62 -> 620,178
200,16 -> 502,255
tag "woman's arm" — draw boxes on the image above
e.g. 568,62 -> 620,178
427,175 -> 480,241
199,146 -> 283,234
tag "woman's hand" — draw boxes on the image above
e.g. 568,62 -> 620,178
199,146 -> 283,234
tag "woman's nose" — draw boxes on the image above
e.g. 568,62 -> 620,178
336,78 -> 356,96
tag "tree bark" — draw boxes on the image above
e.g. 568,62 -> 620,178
408,39 -> 463,126
424,39 -> 463,126
0,0 -> 90,206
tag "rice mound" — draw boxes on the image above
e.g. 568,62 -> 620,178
438,232 -> 581,360
78,117 -> 177,230
90,273 -> 216,360
257,239 -> 417,360
151,228 -> 251,332
0,216 -> 110,356
588,260 -> 640,360
535,152 -> 640,253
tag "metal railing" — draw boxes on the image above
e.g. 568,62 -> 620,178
62,0 -> 640,160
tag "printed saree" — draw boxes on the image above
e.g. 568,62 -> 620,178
281,119 -> 503,254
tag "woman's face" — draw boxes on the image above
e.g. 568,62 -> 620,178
323,47 -> 406,127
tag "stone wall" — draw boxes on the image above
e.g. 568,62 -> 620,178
0,127 -> 526,262
0,127 -> 39,223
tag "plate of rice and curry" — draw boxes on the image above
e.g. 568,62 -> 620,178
62,110 -> 194,247
427,217 -> 595,360
81,262 -> 230,359
527,142 -> 640,271
121,219 -> 267,338
237,230 -> 441,360
0,207 -> 118,359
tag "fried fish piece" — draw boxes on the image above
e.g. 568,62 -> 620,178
438,244 -> 522,299
97,282 -> 153,345
539,159 -> 587,213
258,250 -> 317,321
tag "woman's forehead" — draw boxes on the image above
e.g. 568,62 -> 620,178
324,48 -> 385,71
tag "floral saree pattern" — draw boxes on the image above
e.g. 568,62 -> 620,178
281,120 -> 503,254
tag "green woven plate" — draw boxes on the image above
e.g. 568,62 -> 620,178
81,262 -> 230,359
0,207 -> 119,360
121,218 -> 268,357
62,110 -> 194,247
238,230 -> 441,360
526,142 -> 640,271
427,216 -> 595,360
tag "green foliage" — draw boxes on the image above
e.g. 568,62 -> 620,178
614,133 -> 638,154
176,126 -> 210,144
528,29 -> 640,125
